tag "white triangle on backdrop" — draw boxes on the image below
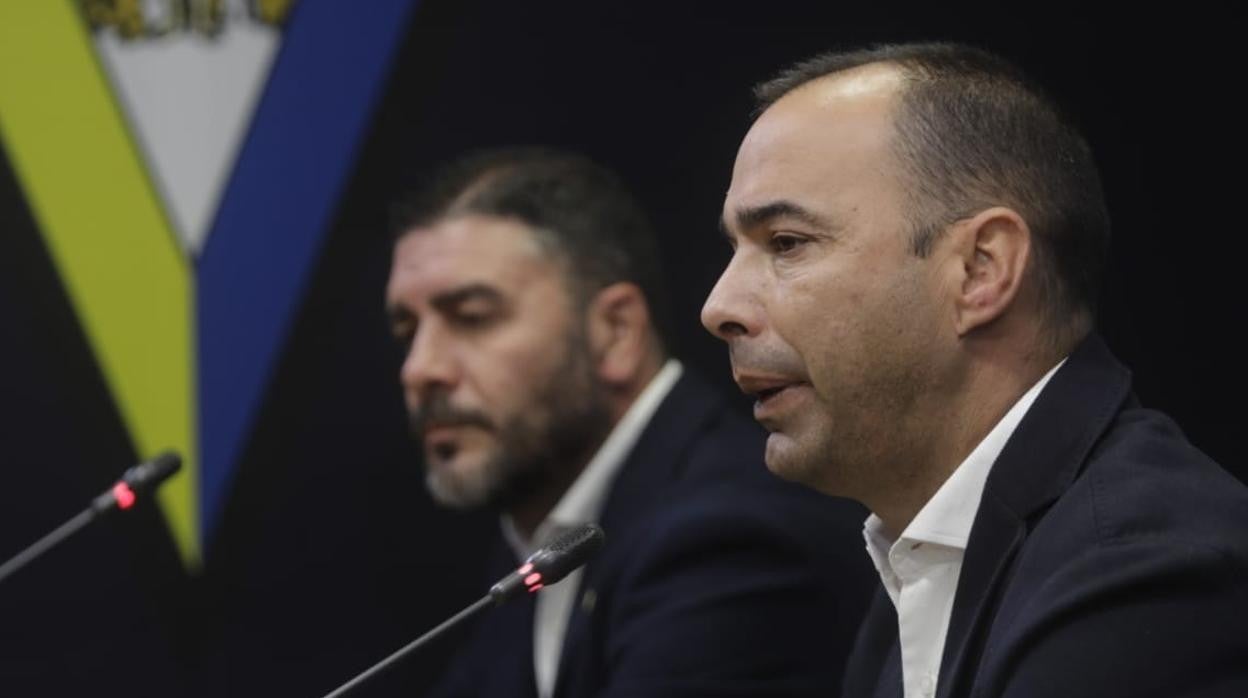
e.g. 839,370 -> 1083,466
92,7 -> 282,256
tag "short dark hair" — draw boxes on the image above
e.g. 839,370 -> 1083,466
757,42 -> 1110,341
391,147 -> 672,350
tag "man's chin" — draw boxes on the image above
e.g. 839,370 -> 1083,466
763,432 -> 816,484
423,450 -> 503,510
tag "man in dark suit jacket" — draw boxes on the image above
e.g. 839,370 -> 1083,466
843,333 -> 1248,698
386,148 -> 874,697
701,42 -> 1248,697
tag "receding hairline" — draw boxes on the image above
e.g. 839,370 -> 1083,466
749,61 -> 912,175
772,60 -> 908,107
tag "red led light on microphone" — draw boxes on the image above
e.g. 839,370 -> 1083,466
112,482 -> 137,510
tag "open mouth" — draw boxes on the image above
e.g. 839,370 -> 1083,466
756,385 -> 787,402
430,440 -> 458,462
423,425 -> 465,464
751,382 -> 812,417
736,372 -> 809,415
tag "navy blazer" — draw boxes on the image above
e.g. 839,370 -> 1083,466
432,371 -> 876,698
844,335 -> 1248,698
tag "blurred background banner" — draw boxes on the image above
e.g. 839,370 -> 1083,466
0,2 -> 1243,696
0,0 -> 416,565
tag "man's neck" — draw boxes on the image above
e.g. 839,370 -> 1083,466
870,352 -> 1060,538
507,467 -> 585,541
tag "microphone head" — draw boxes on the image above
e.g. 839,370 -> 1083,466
526,523 -> 606,585
489,523 -> 606,604
122,451 -> 182,492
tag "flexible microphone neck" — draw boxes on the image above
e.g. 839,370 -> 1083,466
0,451 -> 182,586
320,523 -> 606,698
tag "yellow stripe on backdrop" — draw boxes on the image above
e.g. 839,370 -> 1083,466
0,0 -> 199,567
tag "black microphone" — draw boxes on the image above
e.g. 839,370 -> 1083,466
320,522 -> 606,698
91,451 -> 182,514
0,451 -> 182,585
488,521 -> 606,603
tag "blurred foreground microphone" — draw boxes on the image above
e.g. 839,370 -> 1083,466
0,451 -> 182,585
321,522 -> 606,698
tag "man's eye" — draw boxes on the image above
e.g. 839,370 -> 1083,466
391,323 -> 416,346
451,309 -> 496,327
769,233 -> 806,254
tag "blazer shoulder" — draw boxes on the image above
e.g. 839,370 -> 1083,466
1074,404 -> 1248,555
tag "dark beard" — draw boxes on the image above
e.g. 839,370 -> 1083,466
484,334 -> 615,514
409,325 -> 615,512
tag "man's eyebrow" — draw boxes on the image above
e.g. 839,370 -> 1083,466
386,283 -> 505,329
733,200 -> 837,233
429,283 -> 504,313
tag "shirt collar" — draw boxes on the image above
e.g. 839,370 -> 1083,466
863,359 -> 1066,590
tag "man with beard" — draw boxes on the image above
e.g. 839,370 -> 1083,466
701,42 -> 1248,697
386,148 -> 873,698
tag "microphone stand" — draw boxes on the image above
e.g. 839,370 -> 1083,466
321,596 -> 494,698
318,522 -> 605,698
0,452 -> 181,586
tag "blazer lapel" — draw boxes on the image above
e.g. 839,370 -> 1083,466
936,494 -> 1027,698
936,334 -> 1132,697
552,372 -> 721,698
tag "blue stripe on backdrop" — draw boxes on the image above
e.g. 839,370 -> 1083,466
197,0 -> 420,544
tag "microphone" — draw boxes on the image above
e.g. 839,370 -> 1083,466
320,522 -> 606,698
92,451 -> 182,514
0,451 -> 182,585
489,521 -> 606,603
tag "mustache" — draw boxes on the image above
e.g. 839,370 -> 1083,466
408,393 -> 493,437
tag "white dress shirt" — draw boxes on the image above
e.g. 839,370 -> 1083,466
862,360 -> 1064,698
502,359 -> 683,698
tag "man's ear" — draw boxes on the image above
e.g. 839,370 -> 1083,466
586,282 -> 652,386
943,207 -> 1033,337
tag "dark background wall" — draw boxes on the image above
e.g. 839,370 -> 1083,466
2,3 -> 1243,696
